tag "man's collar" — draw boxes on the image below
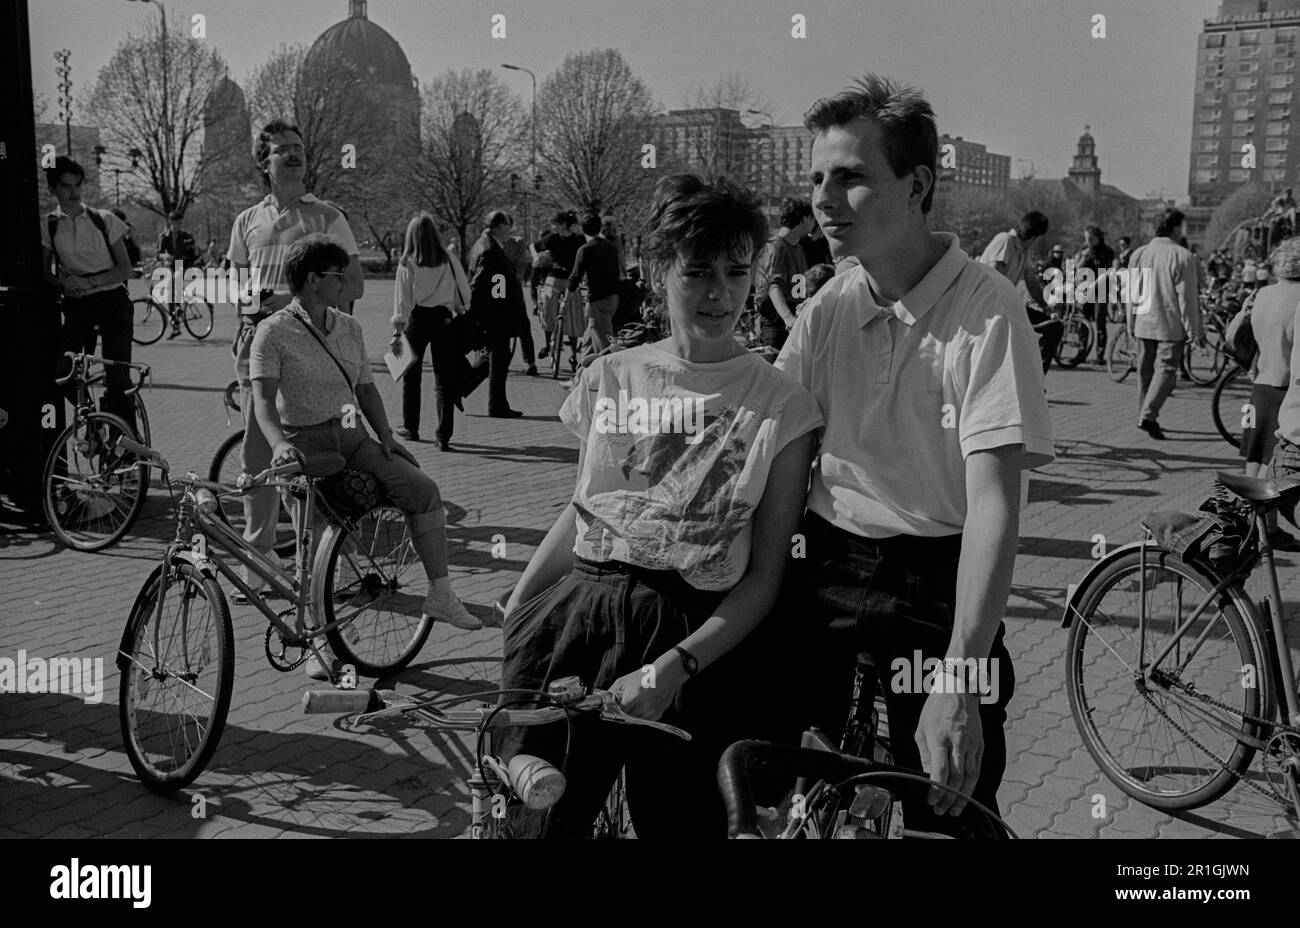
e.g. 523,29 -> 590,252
857,232 -> 965,328
52,204 -> 87,219
263,191 -> 316,209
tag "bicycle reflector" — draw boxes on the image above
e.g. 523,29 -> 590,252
507,754 -> 566,810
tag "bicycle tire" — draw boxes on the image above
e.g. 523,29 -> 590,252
1106,328 -> 1135,383
1211,365 -> 1249,450
133,393 -> 152,449
1184,336 -> 1223,386
42,411 -> 149,552
1054,317 -> 1092,368
317,504 -> 434,677
119,559 -> 234,792
132,297 -> 167,345
207,429 -> 296,558
183,300 -> 215,339
223,381 -> 241,414
550,320 -> 564,380
1065,546 -> 1271,811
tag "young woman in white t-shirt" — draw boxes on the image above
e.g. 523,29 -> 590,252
499,175 -> 823,838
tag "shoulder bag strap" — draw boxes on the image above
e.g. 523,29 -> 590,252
291,309 -> 355,395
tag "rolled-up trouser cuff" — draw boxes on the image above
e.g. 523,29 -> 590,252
410,507 -> 445,537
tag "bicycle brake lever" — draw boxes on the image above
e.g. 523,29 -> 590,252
597,692 -> 692,740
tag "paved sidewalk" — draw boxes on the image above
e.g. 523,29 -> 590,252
2,286 -> 1297,838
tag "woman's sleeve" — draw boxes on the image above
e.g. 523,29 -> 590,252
450,253 -> 471,312
248,323 -> 279,382
558,360 -> 602,440
393,260 -> 413,328
351,318 -> 375,387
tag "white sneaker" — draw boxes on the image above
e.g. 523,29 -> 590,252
303,654 -> 331,680
422,581 -> 482,630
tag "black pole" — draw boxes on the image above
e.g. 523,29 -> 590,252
0,0 -> 58,514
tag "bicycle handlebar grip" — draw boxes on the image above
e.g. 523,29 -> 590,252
301,688 -> 382,715
248,460 -> 303,485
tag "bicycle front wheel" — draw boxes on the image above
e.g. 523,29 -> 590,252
1185,337 -> 1223,386
1066,547 -> 1271,811
119,559 -> 234,791
1055,317 -> 1092,368
42,412 -> 149,551
132,298 -> 166,345
1106,328 -> 1136,383
183,300 -> 214,339
1211,365 -> 1250,450
318,505 -> 433,677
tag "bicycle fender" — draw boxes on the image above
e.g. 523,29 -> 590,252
115,553 -> 220,672
1060,540 -> 1151,628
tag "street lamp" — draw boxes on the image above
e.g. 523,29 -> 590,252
54,49 -> 72,156
502,63 -> 536,244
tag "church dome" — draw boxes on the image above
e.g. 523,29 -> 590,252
307,0 -> 414,90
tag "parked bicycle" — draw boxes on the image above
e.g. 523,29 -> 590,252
43,352 -> 152,551
1063,472 -> 1300,822
303,676 -> 682,838
1212,363 -> 1252,450
117,457 -> 433,792
131,259 -> 215,345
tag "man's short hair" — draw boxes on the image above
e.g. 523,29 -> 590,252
1119,236 -> 1131,245
803,73 -> 940,213
484,209 -> 511,230
641,174 -> 767,269
253,119 -> 303,174
581,213 -> 603,236
779,197 -> 814,229
551,210 -> 570,225
1022,211 -> 1050,238
284,233 -> 349,293
45,155 -> 85,190
1155,209 -> 1185,239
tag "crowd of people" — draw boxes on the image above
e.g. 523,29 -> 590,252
41,64 -> 1300,839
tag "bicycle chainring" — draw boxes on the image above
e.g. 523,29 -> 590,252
265,616 -> 310,672
1261,731 -> 1300,806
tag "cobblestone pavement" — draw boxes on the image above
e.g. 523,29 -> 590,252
2,282 -> 1297,838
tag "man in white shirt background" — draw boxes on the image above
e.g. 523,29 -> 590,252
776,74 -> 1054,831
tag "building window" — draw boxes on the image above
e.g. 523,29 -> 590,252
1198,139 -> 1222,152
1232,92 -> 1257,105
1270,107 -> 1292,120
1239,77 -> 1260,89
1196,154 -> 1220,167
1199,108 -> 1222,122
1267,121 -> 1291,135
1274,59 -> 1297,73
1279,27 -> 1297,43
1234,108 -> 1256,121
1264,167 -> 1287,181
1242,30 -> 1260,45
1204,79 -> 1226,92
1266,152 -> 1288,166
1198,124 -> 1222,137
1267,137 -> 1290,150
1229,168 -> 1251,181
1279,45 -> 1297,59
1270,90 -> 1294,104
1234,124 -> 1253,136
1241,46 -> 1262,59
1270,75 -> 1294,89
1194,169 -> 1220,184
1204,63 -> 1223,77
1204,33 -> 1226,48
1239,62 -> 1261,75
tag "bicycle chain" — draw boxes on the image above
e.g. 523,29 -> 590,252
264,618 -> 311,672
1136,674 -> 1297,805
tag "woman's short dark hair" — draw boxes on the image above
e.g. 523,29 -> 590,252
45,155 -> 85,190
285,233 -> 350,293
803,73 -> 939,213
641,174 -> 767,270
1155,209 -> 1186,239
779,197 -> 813,229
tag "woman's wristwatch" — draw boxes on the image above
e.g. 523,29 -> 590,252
673,645 -> 699,678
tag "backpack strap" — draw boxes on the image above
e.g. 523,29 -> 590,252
47,208 -> 115,271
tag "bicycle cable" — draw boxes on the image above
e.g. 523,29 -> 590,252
828,769 -> 1017,838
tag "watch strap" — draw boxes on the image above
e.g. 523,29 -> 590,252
673,645 -> 699,677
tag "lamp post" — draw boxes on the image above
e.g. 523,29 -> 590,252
747,108 -> 774,220
54,49 -> 71,155
502,63 -> 536,244
127,0 -> 168,209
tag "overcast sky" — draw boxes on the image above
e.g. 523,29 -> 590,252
29,0 -> 1222,199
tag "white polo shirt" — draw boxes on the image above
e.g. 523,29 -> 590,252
978,229 -> 1027,285
775,233 -> 1055,539
41,206 -> 128,296
227,193 -> 358,315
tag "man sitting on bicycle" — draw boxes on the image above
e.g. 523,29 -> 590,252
500,174 -> 822,838
250,234 -> 481,678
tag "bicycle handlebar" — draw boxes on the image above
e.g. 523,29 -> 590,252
54,352 -> 150,395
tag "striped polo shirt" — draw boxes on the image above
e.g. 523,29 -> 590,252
226,193 -> 358,315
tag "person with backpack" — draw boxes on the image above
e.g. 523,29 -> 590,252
39,156 -> 137,433
111,208 -> 143,269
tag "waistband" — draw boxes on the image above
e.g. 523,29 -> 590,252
807,512 -> 963,557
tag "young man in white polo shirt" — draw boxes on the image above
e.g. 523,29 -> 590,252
227,120 -> 363,583
775,75 -> 1054,830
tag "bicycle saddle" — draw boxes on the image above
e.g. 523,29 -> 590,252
1215,471 -> 1300,503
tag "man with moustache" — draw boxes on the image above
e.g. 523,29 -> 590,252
775,74 -> 1054,832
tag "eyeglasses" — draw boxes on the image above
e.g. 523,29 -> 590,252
317,271 -> 346,279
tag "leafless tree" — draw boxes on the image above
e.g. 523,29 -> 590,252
416,69 -> 528,257
86,17 -> 241,219
682,71 -> 771,185
536,49 -> 657,220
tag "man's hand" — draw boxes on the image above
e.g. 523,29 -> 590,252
380,430 -> 418,466
915,690 -> 983,816
609,666 -> 680,721
61,276 -> 91,297
270,440 -> 303,469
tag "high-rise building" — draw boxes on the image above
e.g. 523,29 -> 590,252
1188,1 -> 1300,213
934,134 -> 1011,201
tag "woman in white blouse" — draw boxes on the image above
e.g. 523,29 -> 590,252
391,214 -> 471,450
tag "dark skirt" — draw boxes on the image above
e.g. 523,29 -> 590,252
1242,382 -> 1286,465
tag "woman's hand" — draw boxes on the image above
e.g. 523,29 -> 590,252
609,663 -> 683,722
271,440 -> 302,468
389,329 -> 405,356
380,430 -> 418,466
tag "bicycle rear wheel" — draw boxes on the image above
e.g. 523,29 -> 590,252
208,429 -> 296,558
133,394 -> 152,448
318,505 -> 434,677
119,559 -> 234,791
549,320 -> 564,379
1185,336 -> 1223,386
42,412 -> 149,551
1106,328 -> 1136,383
183,300 -> 214,339
132,298 -> 167,345
1212,365 -> 1250,450
1055,317 -> 1092,368
1066,547 -> 1271,810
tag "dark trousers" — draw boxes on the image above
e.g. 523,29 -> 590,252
402,305 -> 459,443
461,332 -> 514,413
59,288 -> 136,433
799,512 -> 1014,829
500,557 -> 795,839
1083,302 -> 1108,359
517,303 -> 535,366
